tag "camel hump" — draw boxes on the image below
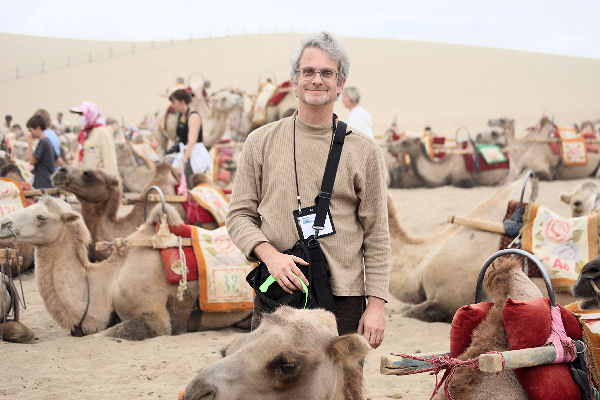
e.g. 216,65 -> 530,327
0,320 -> 35,343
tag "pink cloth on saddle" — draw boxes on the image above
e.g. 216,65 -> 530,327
544,305 -> 576,363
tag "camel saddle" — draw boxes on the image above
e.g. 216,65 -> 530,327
461,142 -> 510,173
266,80 -> 291,107
549,126 -> 599,163
159,224 -> 255,312
0,177 -> 28,217
210,145 -> 235,187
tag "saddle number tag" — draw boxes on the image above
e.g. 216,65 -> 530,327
293,205 -> 335,240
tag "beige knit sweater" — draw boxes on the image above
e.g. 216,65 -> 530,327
226,115 -> 390,300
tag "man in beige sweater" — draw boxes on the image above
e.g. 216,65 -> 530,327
226,32 -> 390,348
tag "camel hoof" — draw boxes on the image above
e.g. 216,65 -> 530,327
101,319 -> 156,340
401,301 -> 453,323
0,320 -> 35,343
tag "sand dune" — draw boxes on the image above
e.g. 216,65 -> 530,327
1,32 -> 599,136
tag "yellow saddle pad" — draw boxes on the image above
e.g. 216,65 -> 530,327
191,226 -> 255,312
189,184 -> 229,226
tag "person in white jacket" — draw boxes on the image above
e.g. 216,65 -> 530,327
342,86 -> 373,138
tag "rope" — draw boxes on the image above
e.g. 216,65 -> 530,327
393,353 -> 480,400
176,236 -> 188,302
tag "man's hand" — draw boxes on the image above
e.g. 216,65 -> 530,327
254,242 -> 309,294
25,131 -> 33,144
358,296 -> 385,348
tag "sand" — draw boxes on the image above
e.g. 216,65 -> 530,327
1,32 -> 599,137
0,177 -> 584,399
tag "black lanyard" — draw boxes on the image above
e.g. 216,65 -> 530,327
292,115 -> 336,211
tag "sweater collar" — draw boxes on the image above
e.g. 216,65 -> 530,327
293,111 -> 336,137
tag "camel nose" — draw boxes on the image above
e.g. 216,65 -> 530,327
574,201 -> 582,208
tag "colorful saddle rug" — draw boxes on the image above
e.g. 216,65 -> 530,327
267,80 -> 292,107
0,178 -> 27,217
189,184 -> 229,226
462,142 -> 510,173
251,82 -> 278,126
549,126 -> 598,163
160,224 -> 255,312
520,204 -> 599,291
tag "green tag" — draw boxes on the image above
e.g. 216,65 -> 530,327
258,274 -> 309,308
474,143 -> 507,165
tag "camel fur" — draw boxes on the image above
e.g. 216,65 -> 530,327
572,256 -> 600,309
560,179 -> 600,217
434,257 -> 540,400
1,273 -> 35,343
0,196 -> 251,340
181,306 -> 370,400
52,162 -> 185,261
389,174 -> 553,322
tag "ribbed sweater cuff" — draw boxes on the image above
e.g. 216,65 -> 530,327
366,285 -> 389,303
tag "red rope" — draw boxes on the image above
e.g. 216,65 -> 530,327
393,353 -> 480,400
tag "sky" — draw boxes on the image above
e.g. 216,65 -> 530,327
2,0 -> 600,59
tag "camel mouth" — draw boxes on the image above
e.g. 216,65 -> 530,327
0,223 -> 16,240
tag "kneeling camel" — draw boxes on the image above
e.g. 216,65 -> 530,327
0,197 -> 250,339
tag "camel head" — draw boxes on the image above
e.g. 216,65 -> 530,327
475,129 -> 507,147
388,136 -> 421,157
52,166 -> 120,203
0,196 -> 86,246
150,162 -> 181,190
210,89 -> 243,113
572,256 -> 600,309
488,117 -> 514,131
181,306 -> 370,400
559,180 -> 600,217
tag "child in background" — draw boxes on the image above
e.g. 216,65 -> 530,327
25,114 -> 56,189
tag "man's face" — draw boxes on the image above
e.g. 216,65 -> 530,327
293,47 -> 344,107
28,127 -> 42,139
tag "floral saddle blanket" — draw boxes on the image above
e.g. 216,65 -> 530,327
159,224 -> 255,312
520,204 -> 600,291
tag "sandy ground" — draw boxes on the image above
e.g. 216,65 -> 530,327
1,32 -> 599,137
0,177 -> 583,400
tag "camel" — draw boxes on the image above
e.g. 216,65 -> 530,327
389,136 -> 508,187
52,162 -> 185,261
572,256 -> 600,309
181,306 -> 370,400
1,272 -> 35,343
560,179 -> 600,217
387,174 -> 564,322
113,133 -> 156,193
511,117 -> 600,180
0,196 -> 251,339
158,87 -> 243,151
435,257 -> 540,399
0,166 -> 35,275
228,86 -> 298,140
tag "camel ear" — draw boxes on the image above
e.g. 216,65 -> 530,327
328,334 -> 371,364
61,212 -> 80,223
560,193 -> 571,204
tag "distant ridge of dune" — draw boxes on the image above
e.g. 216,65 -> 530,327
1,32 -> 599,135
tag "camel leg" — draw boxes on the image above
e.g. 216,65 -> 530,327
0,320 -> 35,343
401,300 -> 453,323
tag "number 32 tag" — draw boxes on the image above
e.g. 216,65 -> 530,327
293,205 -> 336,240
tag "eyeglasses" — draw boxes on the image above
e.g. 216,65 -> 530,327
297,67 -> 338,81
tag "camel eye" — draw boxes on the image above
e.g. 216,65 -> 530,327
269,356 -> 300,376
83,171 -> 96,181
37,215 -> 48,223
279,361 -> 298,374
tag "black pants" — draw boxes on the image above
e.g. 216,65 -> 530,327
251,296 -> 366,335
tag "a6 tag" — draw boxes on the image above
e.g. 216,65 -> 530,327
293,205 -> 336,240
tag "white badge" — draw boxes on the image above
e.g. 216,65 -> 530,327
293,206 -> 336,240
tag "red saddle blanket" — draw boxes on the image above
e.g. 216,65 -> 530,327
160,224 -> 199,283
462,142 -> 510,173
267,80 -> 291,107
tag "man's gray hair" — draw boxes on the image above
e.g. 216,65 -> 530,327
343,87 -> 360,105
290,32 -> 350,86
